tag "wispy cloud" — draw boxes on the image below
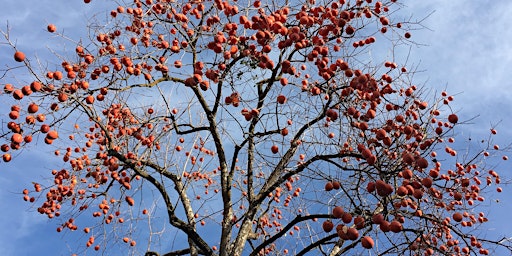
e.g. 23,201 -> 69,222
408,2 -> 512,125
0,156 -> 68,255
409,2 -> 512,252
1,1 -> 512,255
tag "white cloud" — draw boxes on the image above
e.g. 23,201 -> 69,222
1,1 -> 512,255
410,1 -> 512,115
410,2 -> 512,251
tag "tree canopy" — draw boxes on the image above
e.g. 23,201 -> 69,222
1,0 -> 511,255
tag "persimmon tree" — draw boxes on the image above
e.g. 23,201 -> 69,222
1,0 -> 511,255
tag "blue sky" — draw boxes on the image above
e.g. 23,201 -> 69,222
1,1 -> 512,255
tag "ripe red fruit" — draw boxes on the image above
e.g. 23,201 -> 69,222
30,81 -> 42,92
396,186 -> 408,196
332,181 -> 341,190
375,180 -> 387,190
14,51 -> 25,62
27,103 -> 39,113
337,225 -> 348,239
46,130 -> 59,140
4,84 -> 14,93
53,71 -> 63,80
22,85 -> 32,96
326,109 -> 338,121
416,157 -> 428,168
125,196 -> 135,206
375,129 -> 386,140
366,182 -> 375,193
354,216 -> 365,229
402,153 -> 414,165
277,94 -> 287,104
361,236 -> 374,249
322,220 -> 334,232
372,214 -> 384,224
280,77 -> 288,86
380,221 -> 390,232
421,177 -> 433,188
453,192 -> 463,201
325,182 -> 334,191
453,212 -> 463,222
9,110 -> 19,120
24,135 -> 32,143
40,124 -> 50,133
379,16 -> 389,26
280,128 -> 289,136
389,221 -> 402,233
2,154 -> 12,162
346,227 -> 359,240
345,25 -> 355,35
11,133 -> 23,144
332,206 -> 344,218
47,24 -> 57,33
271,145 -> 279,154
448,114 -> 458,124
375,180 -> 393,197
86,95 -> 95,104
412,189 -> 423,199
361,148 -> 372,159
341,212 -> 353,224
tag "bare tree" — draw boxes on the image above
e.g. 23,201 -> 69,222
1,0 -> 510,255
